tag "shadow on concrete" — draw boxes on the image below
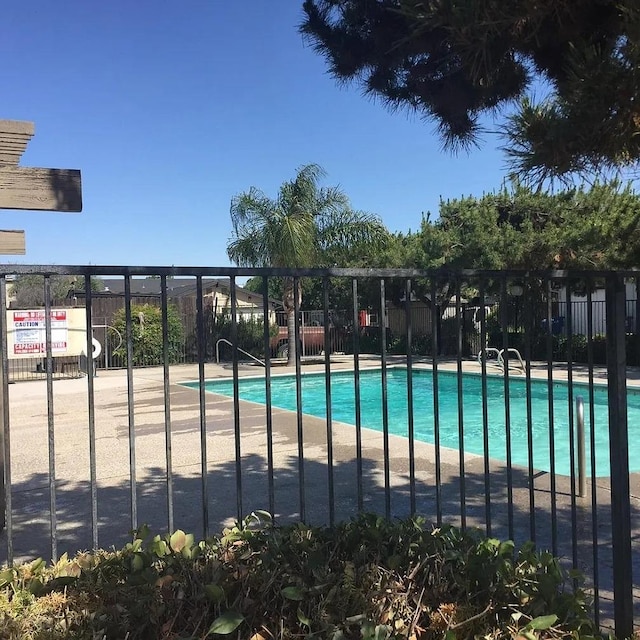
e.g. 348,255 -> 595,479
1,448 -> 637,626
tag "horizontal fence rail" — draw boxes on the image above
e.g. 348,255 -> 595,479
0,265 -> 637,636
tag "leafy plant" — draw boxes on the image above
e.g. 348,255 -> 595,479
342,326 -> 395,355
110,303 -> 183,367
227,163 -> 388,365
0,513 -> 600,640
388,333 -> 434,356
11,274 -> 104,307
212,312 -> 278,361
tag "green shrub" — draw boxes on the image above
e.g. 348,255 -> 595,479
487,318 -> 640,366
388,333 -> 434,355
111,303 -> 184,367
439,316 -> 480,357
0,514 -> 599,640
213,312 -> 278,361
344,327 -> 394,355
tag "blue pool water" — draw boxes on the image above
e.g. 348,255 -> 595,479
186,368 -> 640,477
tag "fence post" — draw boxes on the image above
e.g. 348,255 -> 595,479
0,342 -> 5,532
0,279 -> 7,532
605,273 -> 633,639
635,278 -> 640,365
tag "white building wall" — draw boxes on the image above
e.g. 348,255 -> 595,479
557,281 -> 637,336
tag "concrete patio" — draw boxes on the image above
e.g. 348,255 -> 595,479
1,356 -> 639,627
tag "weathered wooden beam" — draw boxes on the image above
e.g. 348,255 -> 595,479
0,230 -> 25,255
0,167 -> 82,212
0,120 -> 34,166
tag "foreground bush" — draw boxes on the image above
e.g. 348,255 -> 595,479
0,513 -> 599,640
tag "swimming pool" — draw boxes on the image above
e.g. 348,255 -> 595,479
185,368 -> 640,477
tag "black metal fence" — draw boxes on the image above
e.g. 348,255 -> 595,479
0,266 -> 637,637
7,291 -> 637,380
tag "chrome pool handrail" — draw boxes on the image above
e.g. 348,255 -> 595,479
215,338 -> 265,367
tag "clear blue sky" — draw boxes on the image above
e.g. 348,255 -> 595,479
2,1 -> 512,267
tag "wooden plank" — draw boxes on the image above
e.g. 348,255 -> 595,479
0,230 -> 26,255
0,167 -> 82,212
0,120 -> 34,135
0,120 -> 35,166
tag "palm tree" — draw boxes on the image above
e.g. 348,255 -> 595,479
227,163 -> 388,364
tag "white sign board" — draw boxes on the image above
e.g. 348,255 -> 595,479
12,310 -> 68,355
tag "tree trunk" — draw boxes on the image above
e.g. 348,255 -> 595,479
286,306 -> 297,366
422,280 -> 451,355
282,277 -> 302,366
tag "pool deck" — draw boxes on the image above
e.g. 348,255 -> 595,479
2,355 -> 639,626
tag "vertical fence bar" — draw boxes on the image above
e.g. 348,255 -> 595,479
292,278 -> 305,522
576,397 -> 585,498
479,280 -> 491,536
545,277 -> 558,556
605,273 -> 633,639
261,277 -> 275,516
565,282 -> 578,573
84,276 -> 98,550
431,278 -> 442,526
196,277 -> 210,536
500,278 -> 513,539
351,278 -> 363,512
455,277 -> 466,529
124,275 -> 137,532
0,277 -> 12,562
107,317 -> 113,369
43,277 -> 57,560
0,278 -> 4,533
523,278 -> 535,543
322,277 -> 335,526
586,283 -> 600,625
636,276 -> 640,333
405,279 -> 416,516
636,277 -> 640,366
160,276 -> 174,534
229,276 -> 242,525
380,279 -> 391,520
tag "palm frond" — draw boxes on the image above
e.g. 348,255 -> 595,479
227,164 -> 388,269
317,209 -> 389,259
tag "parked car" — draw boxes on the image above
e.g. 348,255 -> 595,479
270,311 -> 345,357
